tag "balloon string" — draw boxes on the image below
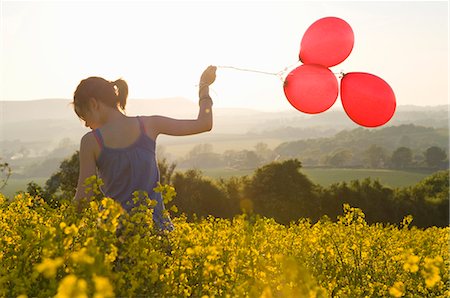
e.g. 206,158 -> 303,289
217,65 -> 280,76
217,65 -> 289,82
217,64 -> 345,80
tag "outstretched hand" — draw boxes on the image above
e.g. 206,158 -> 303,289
200,65 -> 217,87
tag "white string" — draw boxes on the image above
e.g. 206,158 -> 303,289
217,64 -> 293,82
217,65 -> 280,76
217,63 -> 345,80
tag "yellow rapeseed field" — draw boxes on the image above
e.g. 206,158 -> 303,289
0,184 -> 448,297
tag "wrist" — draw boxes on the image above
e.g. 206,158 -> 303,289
199,84 -> 209,96
199,95 -> 213,106
199,91 -> 209,99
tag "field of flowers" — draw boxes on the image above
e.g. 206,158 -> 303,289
0,184 -> 448,297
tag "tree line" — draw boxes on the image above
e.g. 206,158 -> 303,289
22,152 -> 449,229
178,142 -> 448,171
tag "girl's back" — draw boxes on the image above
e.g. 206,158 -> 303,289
95,116 -> 153,149
93,116 -> 173,230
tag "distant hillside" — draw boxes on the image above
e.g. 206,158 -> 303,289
275,124 -> 449,166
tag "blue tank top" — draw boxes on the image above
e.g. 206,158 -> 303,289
93,116 -> 174,231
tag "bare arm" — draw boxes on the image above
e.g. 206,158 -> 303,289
74,132 -> 98,207
149,101 -> 212,137
146,66 -> 216,137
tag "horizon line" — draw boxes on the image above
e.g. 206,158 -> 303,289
1,97 -> 449,108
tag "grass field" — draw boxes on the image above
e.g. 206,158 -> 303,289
301,168 -> 431,188
1,177 -> 47,198
196,167 -> 432,188
1,168 -> 432,198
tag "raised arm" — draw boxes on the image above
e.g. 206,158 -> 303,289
146,66 -> 216,138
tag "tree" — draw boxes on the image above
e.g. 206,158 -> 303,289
187,144 -> 213,160
394,170 -> 449,227
223,150 -> 240,168
244,159 -> 318,223
319,178 -> 395,224
158,158 -> 177,185
326,150 -> 353,167
222,149 -> 260,170
240,150 -> 260,169
171,169 -> 238,219
182,143 -> 223,168
391,147 -> 413,169
254,142 -> 275,165
424,146 -> 447,168
0,159 -> 11,190
45,151 -> 79,199
23,152 -> 79,207
363,145 -> 388,168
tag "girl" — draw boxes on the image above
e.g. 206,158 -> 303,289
73,65 -> 216,231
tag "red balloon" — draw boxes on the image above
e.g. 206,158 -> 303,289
300,17 -> 354,67
340,72 -> 396,127
283,64 -> 338,114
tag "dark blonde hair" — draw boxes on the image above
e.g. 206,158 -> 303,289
73,77 -> 128,120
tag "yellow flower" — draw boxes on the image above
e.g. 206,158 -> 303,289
93,275 -> 115,298
90,201 -> 99,210
421,256 -> 442,288
64,224 -> 79,235
71,248 -> 95,264
55,275 -> 88,298
4,236 -> 13,245
35,257 -> 64,278
389,281 -> 405,297
105,244 -> 118,263
260,286 -> 273,298
403,254 -> 420,273
84,237 -> 95,246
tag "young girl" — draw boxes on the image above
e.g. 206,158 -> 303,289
73,65 -> 216,231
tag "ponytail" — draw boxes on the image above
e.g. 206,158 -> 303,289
112,79 -> 128,111
73,76 -> 129,119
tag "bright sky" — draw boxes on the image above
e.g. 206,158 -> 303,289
0,0 -> 448,111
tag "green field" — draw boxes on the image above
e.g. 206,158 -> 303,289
197,167 -> 432,188
1,177 -> 47,198
1,168 -> 432,198
301,168 -> 431,188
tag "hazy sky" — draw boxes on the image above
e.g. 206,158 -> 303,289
1,0 -> 448,111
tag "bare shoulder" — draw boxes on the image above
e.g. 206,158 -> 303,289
80,131 -> 100,158
80,131 -> 96,147
139,115 -> 162,140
